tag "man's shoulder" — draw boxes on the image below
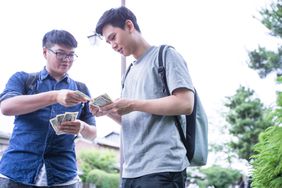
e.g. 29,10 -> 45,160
71,80 -> 88,94
7,71 -> 31,81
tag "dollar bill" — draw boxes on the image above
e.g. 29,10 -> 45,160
56,114 -> 65,125
74,90 -> 91,101
49,112 -> 79,135
91,93 -> 113,107
50,117 -> 59,133
63,112 -> 78,122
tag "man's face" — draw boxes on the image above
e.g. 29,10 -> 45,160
102,24 -> 132,57
44,44 -> 77,77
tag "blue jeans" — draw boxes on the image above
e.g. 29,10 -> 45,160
121,169 -> 187,188
0,177 -> 80,188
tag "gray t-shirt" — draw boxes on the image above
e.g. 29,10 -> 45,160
121,46 -> 194,178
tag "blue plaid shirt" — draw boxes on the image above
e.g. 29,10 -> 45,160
0,68 -> 95,186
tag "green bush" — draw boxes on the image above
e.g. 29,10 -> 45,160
200,165 -> 241,188
86,169 -> 119,188
251,126 -> 282,188
78,149 -> 119,183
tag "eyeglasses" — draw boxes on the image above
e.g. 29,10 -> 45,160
87,33 -> 103,46
48,48 -> 78,62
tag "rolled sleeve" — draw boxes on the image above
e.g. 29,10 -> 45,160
0,71 -> 28,102
85,116 -> 96,126
75,82 -> 96,126
81,102 -> 96,126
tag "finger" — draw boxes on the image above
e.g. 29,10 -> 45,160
95,110 -> 107,117
90,104 -> 100,110
60,125 -> 78,134
90,106 -> 101,115
73,95 -> 88,103
90,106 -> 99,111
100,103 -> 114,111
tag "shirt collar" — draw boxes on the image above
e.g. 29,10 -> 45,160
133,46 -> 156,65
40,67 -> 70,83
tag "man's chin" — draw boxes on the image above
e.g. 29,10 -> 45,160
121,52 -> 129,57
60,67 -> 70,72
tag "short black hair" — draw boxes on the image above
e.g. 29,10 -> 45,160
95,6 -> 141,35
42,29 -> 78,48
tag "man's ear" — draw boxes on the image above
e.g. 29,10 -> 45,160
43,47 -> 48,58
125,20 -> 134,32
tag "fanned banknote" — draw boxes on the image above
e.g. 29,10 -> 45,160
91,93 -> 113,107
74,90 -> 91,101
49,112 -> 78,135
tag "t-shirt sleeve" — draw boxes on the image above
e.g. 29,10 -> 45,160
164,47 -> 194,94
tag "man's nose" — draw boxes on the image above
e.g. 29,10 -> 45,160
111,42 -> 118,50
62,55 -> 73,62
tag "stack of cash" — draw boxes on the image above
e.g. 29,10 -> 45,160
74,90 -> 91,101
49,112 -> 78,135
91,93 -> 113,107
75,90 -> 113,107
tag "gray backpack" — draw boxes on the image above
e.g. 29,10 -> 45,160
158,45 -> 208,166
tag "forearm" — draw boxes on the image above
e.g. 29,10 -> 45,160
80,122 -> 97,141
0,91 -> 58,116
107,112 -> 122,125
132,95 -> 193,116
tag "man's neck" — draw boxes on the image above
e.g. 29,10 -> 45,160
133,40 -> 151,60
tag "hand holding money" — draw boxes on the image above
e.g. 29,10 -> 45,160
90,93 -> 113,107
59,120 -> 82,135
49,112 -> 78,135
89,93 -> 113,117
89,97 -> 123,124
74,90 -> 91,101
56,89 -> 89,107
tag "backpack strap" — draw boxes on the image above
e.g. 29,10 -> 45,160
75,81 -> 87,94
157,45 -> 168,93
157,45 -> 192,162
25,72 -> 88,97
75,81 -> 89,119
24,72 -> 40,94
122,63 -> 133,89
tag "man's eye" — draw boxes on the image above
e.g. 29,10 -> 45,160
109,34 -> 116,41
57,52 -> 66,56
112,34 -> 116,40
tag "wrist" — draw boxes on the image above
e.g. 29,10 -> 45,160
131,99 -> 142,112
79,122 -> 96,141
79,122 -> 85,133
51,90 -> 59,104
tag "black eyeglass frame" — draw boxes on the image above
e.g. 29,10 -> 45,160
48,48 -> 78,61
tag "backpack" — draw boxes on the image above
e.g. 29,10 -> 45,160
24,72 -> 89,120
24,72 -> 88,95
157,45 -> 208,166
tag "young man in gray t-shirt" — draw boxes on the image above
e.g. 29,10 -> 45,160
91,6 -> 194,188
